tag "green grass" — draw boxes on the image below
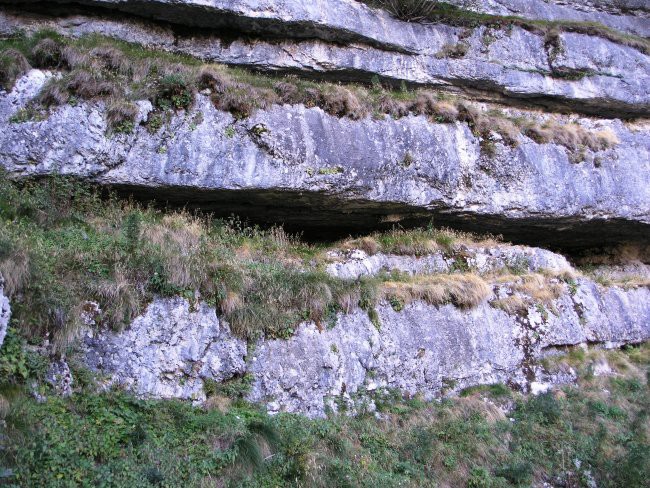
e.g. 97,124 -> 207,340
0,344 -> 647,487
0,173 -> 532,350
0,173 -> 393,347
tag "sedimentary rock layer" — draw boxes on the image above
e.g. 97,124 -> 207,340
81,257 -> 650,416
1,1 -> 649,117
1,71 -> 649,249
445,0 -> 650,37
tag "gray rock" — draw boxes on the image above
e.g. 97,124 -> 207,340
79,269 -> 650,417
1,72 -> 649,250
446,0 -> 650,37
326,244 -> 572,280
82,297 -> 247,401
1,3 -> 649,117
45,359 -> 74,397
0,274 -> 9,349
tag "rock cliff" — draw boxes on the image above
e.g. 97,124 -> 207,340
1,70 -> 649,248
81,245 -> 650,417
0,0 -> 648,416
2,1 -> 649,117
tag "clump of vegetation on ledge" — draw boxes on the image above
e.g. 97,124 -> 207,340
1,174 -> 508,349
362,0 -> 650,55
0,31 -> 619,157
1,343 -> 647,486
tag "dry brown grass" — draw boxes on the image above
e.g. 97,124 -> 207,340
514,274 -> 564,302
376,94 -> 410,118
321,87 -> 367,120
204,394 -> 232,413
593,128 -> 619,149
66,69 -> 118,99
409,91 -> 437,116
435,42 -> 469,59
106,99 -> 138,131
383,274 -> 491,309
83,264 -> 142,333
451,396 -> 507,424
38,81 -> 70,106
60,45 -> 88,70
0,48 -> 31,89
358,237 -> 380,256
432,101 -> 459,122
490,273 -> 565,316
142,213 -> 208,290
90,46 -> 128,73
489,117 -> 520,146
0,249 -> 30,297
197,66 -> 231,93
0,394 -> 9,421
213,83 -> 278,119
491,295 -> 529,315
31,38 -> 62,68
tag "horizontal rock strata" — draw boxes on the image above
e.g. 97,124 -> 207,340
1,70 -> 649,249
1,1 -> 649,117
79,249 -> 650,416
445,0 -> 650,37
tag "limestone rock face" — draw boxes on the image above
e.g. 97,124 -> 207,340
79,269 -> 650,417
1,71 -> 649,249
445,0 -> 650,37
1,1 -> 649,117
326,245 -> 572,280
83,297 -> 248,400
1,0 -> 649,416
0,275 -> 10,349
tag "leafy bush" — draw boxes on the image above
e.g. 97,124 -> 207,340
156,73 -> 194,110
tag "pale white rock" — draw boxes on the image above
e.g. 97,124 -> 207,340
530,381 -> 552,395
1,75 -> 648,250
80,271 -> 650,417
0,274 -> 10,349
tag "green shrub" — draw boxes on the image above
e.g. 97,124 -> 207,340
156,74 -> 194,110
495,461 -> 533,486
520,392 -> 561,425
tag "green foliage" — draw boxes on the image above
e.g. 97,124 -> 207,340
204,374 -> 253,400
156,74 -> 194,110
317,166 -> 344,175
2,343 -> 649,487
460,383 -> 511,398
0,328 -> 29,381
388,294 -> 404,311
0,175 -> 390,344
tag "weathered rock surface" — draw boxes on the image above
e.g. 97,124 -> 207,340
2,71 -> 649,249
79,262 -> 650,416
83,298 -> 248,399
446,0 -> 650,37
45,359 -> 74,397
326,244 -> 572,280
2,1 -> 649,117
0,275 -> 9,349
